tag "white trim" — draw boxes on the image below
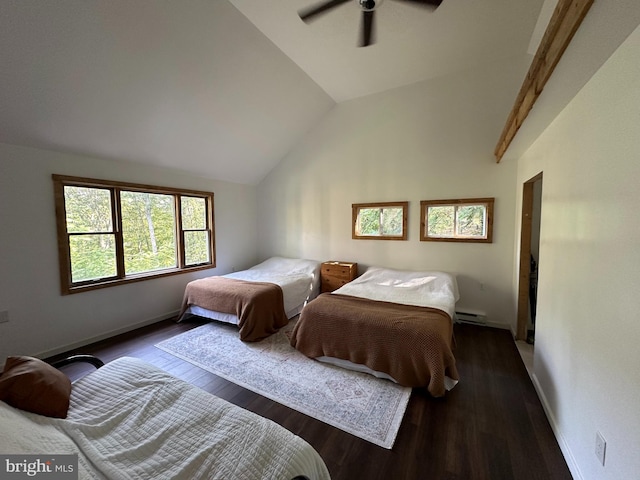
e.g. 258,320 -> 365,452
33,310 -> 180,361
531,372 -> 584,480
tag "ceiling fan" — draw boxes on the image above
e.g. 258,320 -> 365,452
298,0 -> 443,47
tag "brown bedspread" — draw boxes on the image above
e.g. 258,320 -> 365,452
290,293 -> 458,397
179,277 -> 287,342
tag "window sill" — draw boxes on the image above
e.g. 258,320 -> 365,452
63,263 -> 215,295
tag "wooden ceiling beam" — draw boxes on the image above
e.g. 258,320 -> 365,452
494,0 -> 594,162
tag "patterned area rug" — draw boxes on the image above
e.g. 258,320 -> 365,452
155,320 -> 411,449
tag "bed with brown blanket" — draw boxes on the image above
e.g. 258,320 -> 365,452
290,266 -> 460,397
179,257 -> 320,342
179,277 -> 287,341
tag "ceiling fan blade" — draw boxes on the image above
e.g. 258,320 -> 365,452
359,10 -> 375,47
393,0 -> 443,8
299,0 -> 351,23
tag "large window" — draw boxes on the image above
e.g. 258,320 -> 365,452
53,175 -> 215,294
420,198 -> 494,243
352,202 -> 408,240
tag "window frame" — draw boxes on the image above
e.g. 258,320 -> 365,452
352,201 -> 408,241
53,174 -> 215,295
420,197 -> 494,243
179,195 -> 213,268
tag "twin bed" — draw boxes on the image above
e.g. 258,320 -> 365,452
179,257 -> 321,341
181,258 -> 459,397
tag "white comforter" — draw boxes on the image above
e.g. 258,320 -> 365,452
0,357 -> 330,480
0,402 -> 101,479
333,266 -> 459,319
225,257 -> 321,314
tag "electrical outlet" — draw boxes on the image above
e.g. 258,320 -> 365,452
0,311 -> 8,324
595,431 -> 606,466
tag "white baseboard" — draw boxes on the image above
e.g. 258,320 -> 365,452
33,310 -> 180,361
531,372 -> 583,480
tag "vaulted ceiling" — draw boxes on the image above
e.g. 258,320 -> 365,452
0,0 -> 548,184
230,0 -> 546,102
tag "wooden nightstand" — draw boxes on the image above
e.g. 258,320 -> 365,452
320,261 -> 358,293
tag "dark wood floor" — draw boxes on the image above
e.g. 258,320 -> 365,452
47,319 -> 572,480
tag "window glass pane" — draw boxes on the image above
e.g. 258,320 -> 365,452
121,191 -> 177,274
181,196 -> 206,230
69,234 -> 117,282
64,186 -> 112,233
55,175 -> 216,294
421,198 -> 493,243
184,231 -> 210,266
428,206 -> 455,237
381,207 -> 403,235
353,202 -> 407,240
456,205 -> 486,237
358,208 -> 381,235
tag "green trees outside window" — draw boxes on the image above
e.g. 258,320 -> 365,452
181,196 -> 210,266
352,202 -> 408,240
420,198 -> 494,243
64,186 -> 117,283
54,175 -> 215,294
121,191 -> 177,275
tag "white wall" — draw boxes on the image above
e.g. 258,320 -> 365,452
514,25 -> 640,480
0,143 -> 258,360
257,55 -> 532,327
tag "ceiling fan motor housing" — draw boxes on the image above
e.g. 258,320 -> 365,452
301,0 -> 444,47
360,0 -> 379,11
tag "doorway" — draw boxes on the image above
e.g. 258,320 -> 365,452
517,173 -> 543,342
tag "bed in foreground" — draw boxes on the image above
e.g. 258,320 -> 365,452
0,356 -> 330,480
290,266 -> 460,397
179,257 -> 320,341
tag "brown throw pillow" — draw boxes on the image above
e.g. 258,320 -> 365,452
0,356 -> 72,418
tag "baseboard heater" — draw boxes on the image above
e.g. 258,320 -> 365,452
455,311 -> 487,325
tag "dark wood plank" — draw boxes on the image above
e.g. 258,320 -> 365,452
46,320 -> 572,480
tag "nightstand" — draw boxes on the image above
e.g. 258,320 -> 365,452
320,261 -> 358,293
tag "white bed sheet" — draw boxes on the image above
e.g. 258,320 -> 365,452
332,266 -> 459,319
185,257 -> 321,323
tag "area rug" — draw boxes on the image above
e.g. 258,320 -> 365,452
155,320 -> 411,449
